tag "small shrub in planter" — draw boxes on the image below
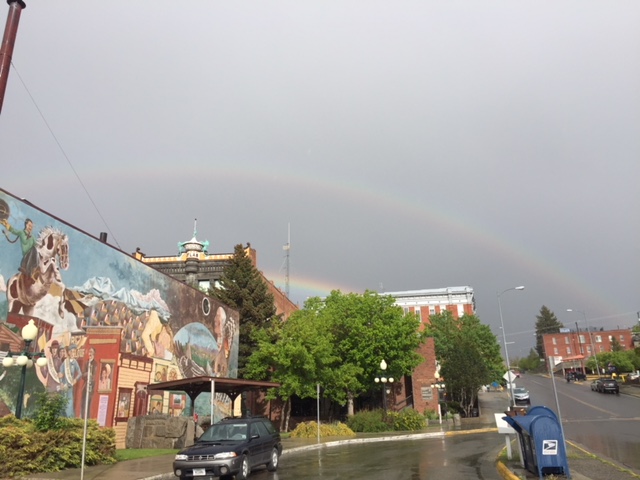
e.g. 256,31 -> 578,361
290,421 -> 355,438
346,409 -> 387,433
387,409 -> 427,431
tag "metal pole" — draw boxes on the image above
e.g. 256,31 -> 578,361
0,0 -> 26,115
15,362 -> 26,419
498,286 -> 524,409
81,361 -> 91,480
498,294 -> 515,408
583,312 -> 600,376
382,384 -> 387,419
548,357 -> 571,479
210,379 -> 215,423
568,309 -> 600,376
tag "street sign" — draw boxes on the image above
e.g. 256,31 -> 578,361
503,370 -> 517,382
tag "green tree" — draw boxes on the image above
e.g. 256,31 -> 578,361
518,348 -> 543,372
610,337 -> 624,352
211,243 -> 278,378
246,290 -> 426,425
425,312 -> 504,416
535,306 -> 563,358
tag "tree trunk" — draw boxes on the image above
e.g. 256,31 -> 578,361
347,392 -> 354,416
284,398 -> 292,432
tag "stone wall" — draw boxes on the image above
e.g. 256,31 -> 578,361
125,415 -> 200,449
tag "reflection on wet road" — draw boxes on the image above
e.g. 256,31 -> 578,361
251,432 -> 504,479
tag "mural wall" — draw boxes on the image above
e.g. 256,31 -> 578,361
0,188 -> 239,439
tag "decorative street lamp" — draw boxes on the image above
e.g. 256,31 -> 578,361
374,359 -> 394,419
497,286 -> 524,409
431,380 -> 446,423
1,319 -> 48,418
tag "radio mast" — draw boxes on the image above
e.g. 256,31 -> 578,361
282,224 -> 290,298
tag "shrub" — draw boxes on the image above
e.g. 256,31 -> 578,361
424,409 -> 439,421
32,392 -> 68,431
0,415 -> 116,477
387,409 -> 427,431
290,421 -> 355,438
346,409 -> 387,433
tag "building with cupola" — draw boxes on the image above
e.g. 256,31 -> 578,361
134,224 -> 297,321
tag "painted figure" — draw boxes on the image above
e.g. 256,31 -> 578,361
80,348 -> 97,417
4,225 -> 69,316
1,218 -> 39,281
99,364 -> 112,391
36,340 -> 62,393
59,345 -> 82,417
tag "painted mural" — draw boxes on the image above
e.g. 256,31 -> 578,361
0,188 -> 239,429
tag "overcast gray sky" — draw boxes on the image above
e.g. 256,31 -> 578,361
1,1 -> 638,359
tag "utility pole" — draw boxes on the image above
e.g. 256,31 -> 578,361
0,1 -> 26,115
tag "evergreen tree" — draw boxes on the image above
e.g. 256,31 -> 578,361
425,312 -> 503,416
211,243 -> 278,378
535,306 -> 563,358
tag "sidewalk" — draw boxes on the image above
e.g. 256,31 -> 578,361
21,385 -> 640,480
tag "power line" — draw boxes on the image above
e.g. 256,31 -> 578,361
9,62 -> 121,249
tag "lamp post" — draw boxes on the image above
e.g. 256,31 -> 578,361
374,359 -> 394,420
567,309 -> 600,376
498,286 -> 524,408
1,319 -> 47,418
431,380 -> 446,423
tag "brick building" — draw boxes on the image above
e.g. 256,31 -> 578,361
135,233 -> 297,321
542,327 -> 636,373
382,286 -> 476,415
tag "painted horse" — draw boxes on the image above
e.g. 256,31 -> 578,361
6,226 -> 69,316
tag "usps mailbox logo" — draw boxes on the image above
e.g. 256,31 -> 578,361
543,439 -> 558,455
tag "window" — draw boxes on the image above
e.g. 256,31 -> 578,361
586,346 -> 592,354
429,306 -> 436,315
566,348 -> 571,355
552,338 -> 557,345
595,335 -> 602,343
553,348 -> 558,355
564,337 -> 570,344
415,309 -> 421,321
620,335 -> 625,341
579,335 -> 585,344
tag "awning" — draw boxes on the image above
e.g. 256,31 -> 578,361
148,375 -> 280,403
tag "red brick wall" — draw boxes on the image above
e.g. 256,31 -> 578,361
410,338 -> 439,414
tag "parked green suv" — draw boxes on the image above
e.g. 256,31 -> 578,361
173,416 -> 282,480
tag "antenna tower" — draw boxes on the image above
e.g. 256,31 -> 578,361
282,224 -> 291,298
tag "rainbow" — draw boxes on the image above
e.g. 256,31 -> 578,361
3,164 -> 621,319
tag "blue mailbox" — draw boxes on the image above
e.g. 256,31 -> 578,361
503,406 -> 570,479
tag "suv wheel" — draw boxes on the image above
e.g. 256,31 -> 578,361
267,448 -> 280,471
236,455 -> 250,480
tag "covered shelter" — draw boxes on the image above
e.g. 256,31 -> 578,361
148,376 -> 280,418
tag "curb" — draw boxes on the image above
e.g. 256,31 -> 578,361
496,460 -> 521,480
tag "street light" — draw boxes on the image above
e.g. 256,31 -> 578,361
374,359 -> 394,419
497,286 -> 524,408
567,309 -> 600,376
2,319 -> 48,418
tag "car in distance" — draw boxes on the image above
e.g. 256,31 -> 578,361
512,387 -> 531,405
594,378 -> 620,394
173,416 -> 282,480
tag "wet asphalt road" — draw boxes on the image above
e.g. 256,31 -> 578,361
245,432 -> 504,480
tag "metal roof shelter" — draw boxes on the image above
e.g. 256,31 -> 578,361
148,376 -> 280,415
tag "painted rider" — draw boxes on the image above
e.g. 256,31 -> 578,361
1,218 -> 40,281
